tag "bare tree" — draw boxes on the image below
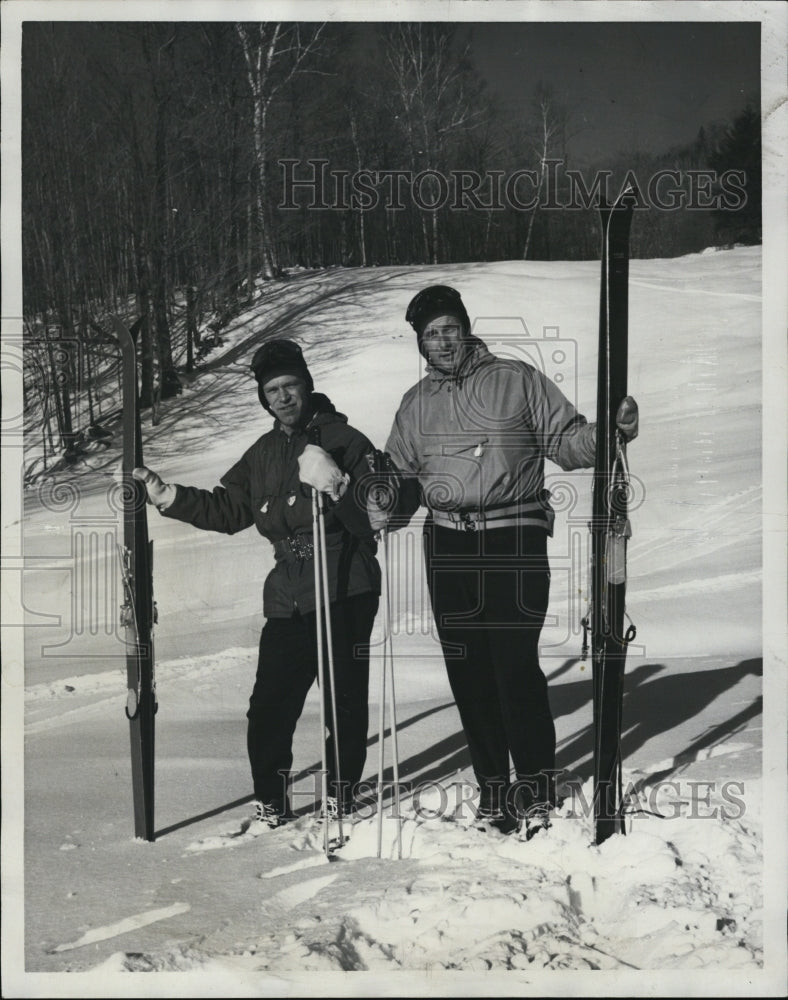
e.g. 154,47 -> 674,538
347,109 -> 368,267
522,85 -> 569,261
235,22 -> 327,279
384,24 -> 484,264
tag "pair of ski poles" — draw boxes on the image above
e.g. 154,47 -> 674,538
309,429 -> 345,857
369,451 -> 403,860
310,443 -> 403,860
375,524 -> 403,859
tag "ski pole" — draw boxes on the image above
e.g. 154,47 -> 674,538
316,487 -> 344,848
369,448 -> 402,859
378,525 -> 402,859
311,485 -> 330,858
375,569 -> 387,858
308,426 -> 344,849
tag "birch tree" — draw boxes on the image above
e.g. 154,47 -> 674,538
384,24 -> 484,264
522,85 -> 569,261
235,22 -> 327,279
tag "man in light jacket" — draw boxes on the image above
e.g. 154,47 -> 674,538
368,285 -> 638,838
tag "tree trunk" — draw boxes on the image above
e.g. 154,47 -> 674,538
185,284 -> 197,371
349,111 -> 367,267
151,101 -> 175,388
246,173 -> 255,294
134,244 -> 154,410
81,308 -> 96,425
254,105 -> 276,279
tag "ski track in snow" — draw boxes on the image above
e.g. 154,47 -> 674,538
623,569 -> 761,603
269,874 -> 339,909
25,647 -> 257,734
630,278 -> 761,301
260,854 -> 334,879
25,646 -> 256,703
25,694 -> 127,735
626,485 -> 761,572
182,812 -> 290,854
639,742 -> 754,774
50,903 -> 190,953
184,810 -> 354,858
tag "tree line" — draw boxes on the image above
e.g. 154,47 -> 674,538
21,21 -> 760,473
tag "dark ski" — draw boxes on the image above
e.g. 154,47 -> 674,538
588,187 -> 638,845
111,316 -> 157,842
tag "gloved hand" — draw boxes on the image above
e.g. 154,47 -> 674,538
365,450 -> 400,532
615,396 -> 639,442
366,483 -> 394,532
133,467 -> 177,509
297,444 -> 350,501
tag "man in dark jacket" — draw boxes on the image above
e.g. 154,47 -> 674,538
368,285 -> 638,839
134,339 -> 380,829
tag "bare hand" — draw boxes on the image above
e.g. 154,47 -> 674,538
133,467 -> 177,508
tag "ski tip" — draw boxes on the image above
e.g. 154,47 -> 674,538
618,182 -> 640,207
597,180 -> 641,213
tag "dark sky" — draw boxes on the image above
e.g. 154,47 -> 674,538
468,21 -> 760,164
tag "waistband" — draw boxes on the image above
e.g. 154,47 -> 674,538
429,498 -> 552,532
273,534 -> 314,561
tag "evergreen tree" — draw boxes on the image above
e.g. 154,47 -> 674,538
708,105 -> 761,246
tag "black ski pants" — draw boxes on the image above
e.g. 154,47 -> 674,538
247,592 -> 379,810
423,521 -> 556,818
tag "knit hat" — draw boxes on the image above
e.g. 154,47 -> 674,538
405,285 -> 470,339
250,339 -> 314,411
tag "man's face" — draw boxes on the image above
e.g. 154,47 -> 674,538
419,314 -> 469,374
262,375 -> 310,429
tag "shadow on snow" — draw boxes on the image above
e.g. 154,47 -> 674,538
153,656 -> 761,838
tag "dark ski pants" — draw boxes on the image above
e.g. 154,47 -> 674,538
247,592 -> 379,810
424,521 -> 556,818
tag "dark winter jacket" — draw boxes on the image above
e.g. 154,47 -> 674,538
384,336 -> 597,533
160,394 -> 381,617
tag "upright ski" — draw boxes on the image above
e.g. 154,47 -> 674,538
588,187 -> 637,845
112,316 -> 157,842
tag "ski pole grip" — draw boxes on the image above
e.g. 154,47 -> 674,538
368,448 -> 395,476
368,448 -> 383,475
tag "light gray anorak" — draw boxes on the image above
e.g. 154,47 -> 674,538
384,337 -> 596,533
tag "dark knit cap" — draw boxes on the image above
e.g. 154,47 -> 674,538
250,339 -> 314,411
405,285 -> 470,338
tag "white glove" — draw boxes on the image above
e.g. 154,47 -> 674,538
297,444 -> 349,501
616,396 -> 639,442
133,466 -> 177,509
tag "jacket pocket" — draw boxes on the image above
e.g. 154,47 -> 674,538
423,437 -> 489,458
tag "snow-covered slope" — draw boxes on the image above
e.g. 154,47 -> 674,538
7,247 -> 786,996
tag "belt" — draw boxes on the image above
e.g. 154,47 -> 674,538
430,499 -> 550,532
273,535 -> 315,560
